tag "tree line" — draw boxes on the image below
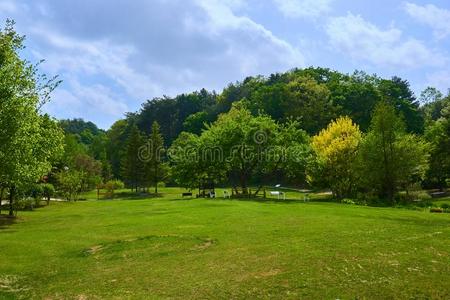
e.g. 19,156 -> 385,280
1,21 -> 450,215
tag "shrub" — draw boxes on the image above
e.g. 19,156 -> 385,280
415,200 -> 434,208
430,207 -> 444,213
104,180 -> 125,198
342,198 -> 356,205
414,191 -> 432,201
357,193 -> 387,207
41,184 -> 55,204
14,197 -> 35,211
157,181 -> 166,188
28,184 -> 44,207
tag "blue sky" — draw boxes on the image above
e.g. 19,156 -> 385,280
1,0 -> 449,129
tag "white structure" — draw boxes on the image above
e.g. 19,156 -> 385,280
270,191 -> 285,200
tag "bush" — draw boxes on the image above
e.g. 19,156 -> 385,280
341,198 -> 356,205
14,197 -> 35,211
415,191 -> 432,201
430,207 -> 444,213
41,184 -> 55,204
28,184 -> 44,207
415,200 -> 434,208
356,193 -> 386,207
441,203 -> 450,209
103,180 -> 125,198
157,181 -> 166,188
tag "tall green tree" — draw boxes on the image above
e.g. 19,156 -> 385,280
424,99 -> 450,190
169,132 -> 212,191
171,106 -> 312,196
0,20 -> 63,215
143,121 -> 166,194
378,77 -> 424,134
72,154 -> 102,191
358,102 -> 429,202
121,124 -> 144,192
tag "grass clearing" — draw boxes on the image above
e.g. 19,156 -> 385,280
1,187 -> 450,299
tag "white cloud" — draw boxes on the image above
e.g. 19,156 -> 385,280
44,79 -> 129,129
325,13 -> 445,68
1,0 -> 307,129
194,0 -> 305,73
404,2 -> 450,39
30,28 -> 162,100
273,0 -> 334,19
426,71 -> 450,94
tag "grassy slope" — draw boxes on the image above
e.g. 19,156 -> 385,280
0,188 -> 449,299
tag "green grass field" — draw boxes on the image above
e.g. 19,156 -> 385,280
1,187 -> 450,299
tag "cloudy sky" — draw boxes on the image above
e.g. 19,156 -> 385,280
1,0 -> 449,129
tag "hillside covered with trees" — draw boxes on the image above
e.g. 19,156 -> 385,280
1,20 -> 450,214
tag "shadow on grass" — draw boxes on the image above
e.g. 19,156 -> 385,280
352,211 -> 450,227
0,214 -> 16,230
98,192 -> 164,201
187,196 -> 336,205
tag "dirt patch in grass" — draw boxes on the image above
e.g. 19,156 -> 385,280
85,245 -> 104,255
256,269 -> 282,278
0,275 -> 29,293
82,235 -> 216,258
191,238 -> 215,250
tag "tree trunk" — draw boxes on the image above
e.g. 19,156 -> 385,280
0,186 -> 4,214
9,186 -> 15,216
154,164 -> 158,194
240,174 -> 248,195
253,185 -> 262,197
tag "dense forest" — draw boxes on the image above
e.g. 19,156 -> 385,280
56,67 -> 449,197
2,21 -> 450,215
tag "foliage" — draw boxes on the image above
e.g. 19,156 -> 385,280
59,118 -> 102,137
0,20 -> 64,215
72,154 -> 102,192
142,121 -> 167,193
357,102 -> 429,203
423,100 -> 450,190
55,169 -> 83,201
169,132 -> 223,191
121,124 -> 144,191
170,107 -> 312,194
41,183 -> 55,204
378,76 -> 424,134
102,180 -> 125,198
106,119 -> 129,179
312,116 -> 362,199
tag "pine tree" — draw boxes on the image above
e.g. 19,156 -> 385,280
358,102 -> 429,202
147,121 -> 165,194
121,125 -> 144,192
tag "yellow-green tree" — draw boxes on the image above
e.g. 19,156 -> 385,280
312,116 -> 362,199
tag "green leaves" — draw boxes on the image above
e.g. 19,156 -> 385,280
170,107 -> 312,193
358,102 -> 429,202
311,116 -> 362,199
0,21 -> 64,200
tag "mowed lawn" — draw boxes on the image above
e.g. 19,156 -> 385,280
1,188 -> 450,299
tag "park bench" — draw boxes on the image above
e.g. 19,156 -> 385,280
430,191 -> 448,198
182,192 -> 193,197
270,191 -> 285,200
